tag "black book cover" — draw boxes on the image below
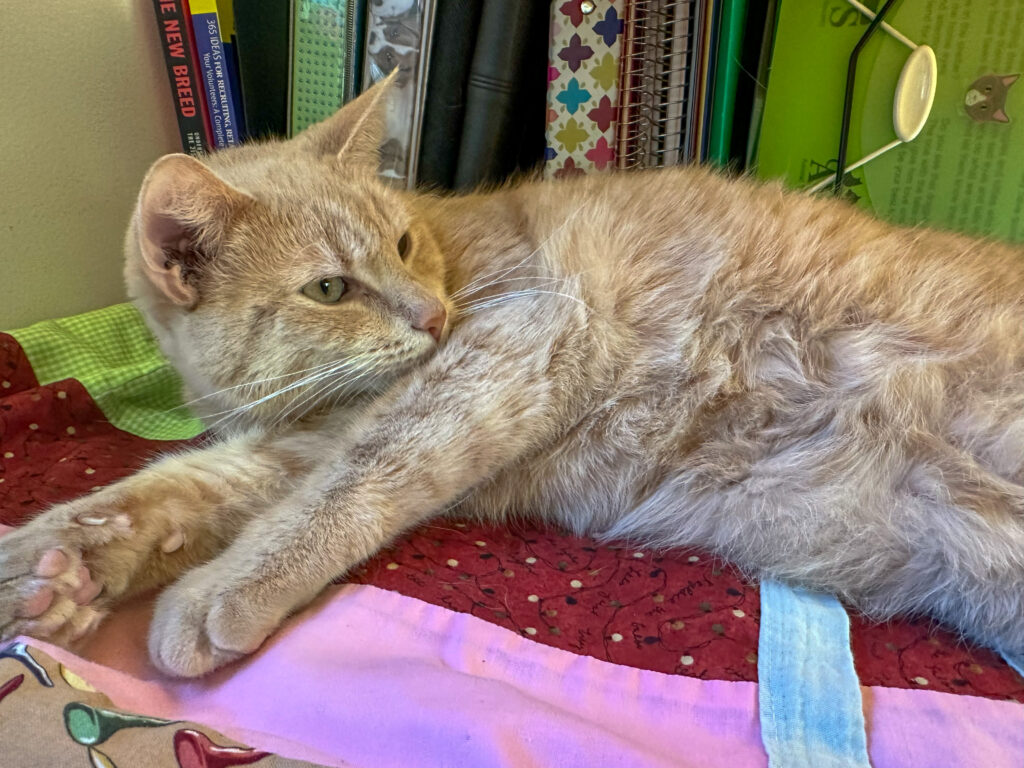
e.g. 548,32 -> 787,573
233,0 -> 290,139
344,0 -> 368,104
151,0 -> 209,156
417,0 -> 483,190
453,0 -> 549,189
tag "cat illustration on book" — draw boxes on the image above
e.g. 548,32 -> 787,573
964,73 -> 1018,123
2,75 -> 1024,679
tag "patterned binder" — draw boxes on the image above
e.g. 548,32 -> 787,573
545,0 -> 626,178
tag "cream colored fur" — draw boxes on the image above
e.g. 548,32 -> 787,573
2,77 -> 1024,677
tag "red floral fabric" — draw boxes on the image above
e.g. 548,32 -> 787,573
1,332 -> 1022,702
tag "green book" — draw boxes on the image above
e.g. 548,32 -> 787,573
290,0 -> 348,136
707,0 -> 749,166
756,0 -> 1024,243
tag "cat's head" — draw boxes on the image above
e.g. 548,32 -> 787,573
965,74 -> 1018,123
125,74 -> 449,431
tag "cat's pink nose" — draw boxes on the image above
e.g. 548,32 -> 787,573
413,303 -> 447,343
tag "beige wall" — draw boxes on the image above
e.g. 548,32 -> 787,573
1,1 -> 181,329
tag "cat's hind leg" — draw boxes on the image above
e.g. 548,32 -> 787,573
856,441 -> 1024,654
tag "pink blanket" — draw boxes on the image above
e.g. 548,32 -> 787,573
27,583 -> 1024,768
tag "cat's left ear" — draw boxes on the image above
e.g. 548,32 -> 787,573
133,154 -> 252,306
295,69 -> 398,172
1003,74 -> 1020,86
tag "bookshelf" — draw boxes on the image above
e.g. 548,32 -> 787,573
149,1 -> 769,191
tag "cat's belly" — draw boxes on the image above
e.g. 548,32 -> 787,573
461,403 -> 670,537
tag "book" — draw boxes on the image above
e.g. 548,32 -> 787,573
454,0 -> 547,187
417,0 -> 483,189
217,0 -> 247,140
691,0 -> 715,161
756,0 -> 1024,243
151,0 -> 212,156
743,0 -> 777,168
614,0 -> 706,169
290,0 -> 349,137
233,0 -> 290,138
190,0 -> 244,147
344,0 -> 368,104
706,0 -> 749,166
545,0 -> 627,178
361,0 -> 437,187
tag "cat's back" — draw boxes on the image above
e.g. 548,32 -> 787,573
507,166 -> 1024,354
455,167 -> 1024,530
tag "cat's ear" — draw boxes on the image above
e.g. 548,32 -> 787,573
1002,74 -> 1019,87
134,154 -> 250,306
992,108 -> 1011,123
295,69 -> 398,172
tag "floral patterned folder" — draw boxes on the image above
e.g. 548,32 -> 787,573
545,0 -> 626,178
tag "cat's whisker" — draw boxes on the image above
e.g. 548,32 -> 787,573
449,270 -> 562,301
449,255 -> 540,300
450,272 -> 564,299
271,358 -> 380,430
270,354 -> 388,430
449,275 -> 571,308
459,289 -> 590,315
200,358 -> 365,429
167,358 -> 351,413
449,204 -> 586,300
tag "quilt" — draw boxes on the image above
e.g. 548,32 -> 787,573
0,304 -> 1021,767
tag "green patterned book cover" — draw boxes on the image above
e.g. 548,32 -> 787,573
756,0 -> 1024,243
290,0 -> 349,136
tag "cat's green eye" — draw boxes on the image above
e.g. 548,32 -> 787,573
301,276 -> 347,304
397,231 -> 411,261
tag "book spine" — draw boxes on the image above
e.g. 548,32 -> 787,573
344,0 -> 366,103
190,0 -> 242,147
182,0 -> 216,147
151,0 -> 209,156
217,0 -> 247,140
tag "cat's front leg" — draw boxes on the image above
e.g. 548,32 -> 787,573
148,311 -> 577,677
0,428 -> 327,645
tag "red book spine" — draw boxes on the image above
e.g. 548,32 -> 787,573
151,0 -> 213,155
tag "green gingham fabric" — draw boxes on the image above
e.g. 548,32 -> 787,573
8,304 -> 203,441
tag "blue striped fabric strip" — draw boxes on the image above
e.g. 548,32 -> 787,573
1002,652 -> 1024,680
757,580 -> 872,768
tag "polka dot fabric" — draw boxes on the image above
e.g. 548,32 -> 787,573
0,334 -> 192,518
1,332 -> 1022,702
351,524 -> 761,681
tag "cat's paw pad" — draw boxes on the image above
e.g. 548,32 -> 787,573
148,570 -> 274,678
0,503 -> 137,644
0,546 -> 106,644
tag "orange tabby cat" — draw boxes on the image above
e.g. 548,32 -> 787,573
2,75 -> 1023,677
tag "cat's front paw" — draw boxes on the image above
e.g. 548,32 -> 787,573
0,501 -> 131,644
148,565 -> 279,678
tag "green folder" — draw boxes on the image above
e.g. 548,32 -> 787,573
756,0 -> 1024,243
